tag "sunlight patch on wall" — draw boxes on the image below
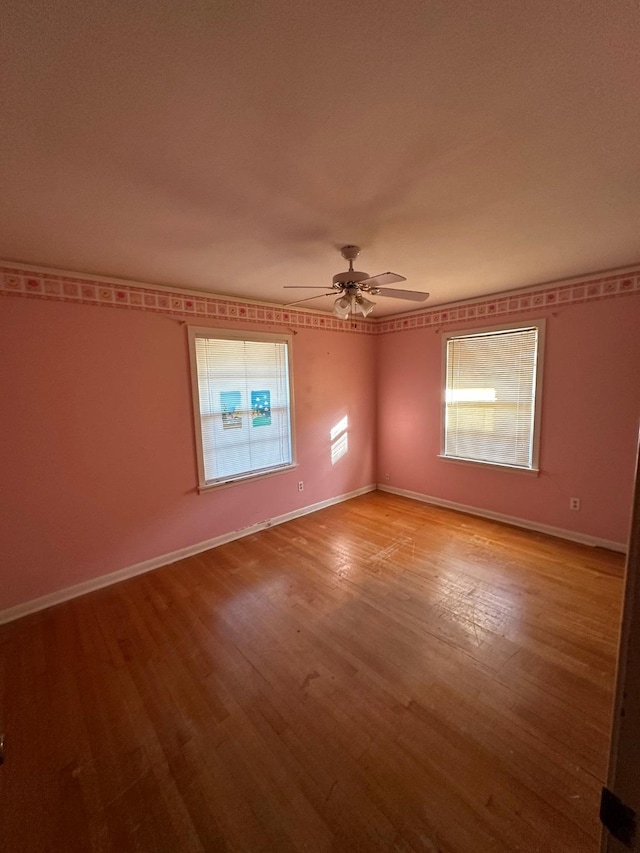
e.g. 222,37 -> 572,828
331,415 -> 349,465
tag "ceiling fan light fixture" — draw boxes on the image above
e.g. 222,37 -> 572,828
333,296 -> 350,320
356,295 -> 375,318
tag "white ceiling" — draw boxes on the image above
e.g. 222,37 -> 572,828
2,0 -> 639,316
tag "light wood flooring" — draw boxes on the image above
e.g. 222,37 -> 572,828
0,492 -> 625,852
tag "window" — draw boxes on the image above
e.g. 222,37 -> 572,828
442,321 -> 544,471
188,328 -> 295,488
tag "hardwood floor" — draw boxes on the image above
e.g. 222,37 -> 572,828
0,492 -> 625,852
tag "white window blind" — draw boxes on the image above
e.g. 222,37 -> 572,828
189,329 -> 294,487
443,324 -> 543,470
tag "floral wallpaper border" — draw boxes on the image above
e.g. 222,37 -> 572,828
2,263 -> 639,335
0,265 -> 374,335
378,268 -> 640,333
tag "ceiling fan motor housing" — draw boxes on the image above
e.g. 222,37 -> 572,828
332,270 -> 370,288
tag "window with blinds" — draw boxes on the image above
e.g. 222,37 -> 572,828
188,328 -> 295,488
442,322 -> 544,471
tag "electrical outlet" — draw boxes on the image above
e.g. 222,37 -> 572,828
298,481 -> 304,492
385,473 -> 390,481
570,497 -> 580,511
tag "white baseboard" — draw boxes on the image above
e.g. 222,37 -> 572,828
376,484 -> 627,553
0,484 -> 376,625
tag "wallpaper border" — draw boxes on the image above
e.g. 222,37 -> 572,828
0,265 -> 374,335
377,268 -> 640,333
2,262 -> 639,334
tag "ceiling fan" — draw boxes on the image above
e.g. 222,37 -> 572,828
283,245 -> 430,319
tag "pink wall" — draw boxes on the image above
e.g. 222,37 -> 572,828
0,297 -> 376,611
2,284 -> 639,615
377,296 -> 640,546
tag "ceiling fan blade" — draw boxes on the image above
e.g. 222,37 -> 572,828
358,272 -> 406,287
285,293 -> 335,306
376,287 -> 430,302
283,285 -> 337,289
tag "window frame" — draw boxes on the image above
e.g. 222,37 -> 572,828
188,326 -> 297,491
439,319 -> 546,474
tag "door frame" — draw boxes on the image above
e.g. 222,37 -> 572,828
602,427 -> 640,851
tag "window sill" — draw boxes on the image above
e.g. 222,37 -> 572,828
437,455 -> 540,476
197,462 -> 298,493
